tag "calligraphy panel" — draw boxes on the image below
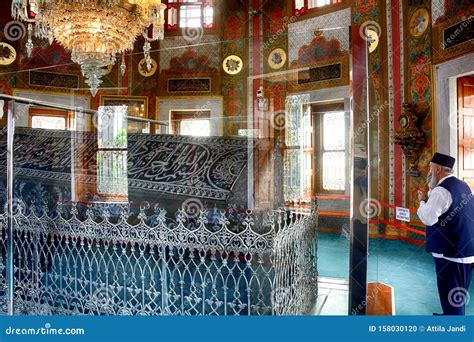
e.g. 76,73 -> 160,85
0,128 -> 249,201
127,134 -> 248,200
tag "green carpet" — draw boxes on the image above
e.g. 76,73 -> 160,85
317,232 -> 474,315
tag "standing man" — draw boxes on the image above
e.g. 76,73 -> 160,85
417,152 -> 474,315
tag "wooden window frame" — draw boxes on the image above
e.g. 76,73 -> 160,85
164,0 -> 218,35
311,101 -> 346,195
293,0 -> 348,19
457,76 -> 474,191
29,107 -> 74,130
95,107 -> 129,203
170,110 -> 211,135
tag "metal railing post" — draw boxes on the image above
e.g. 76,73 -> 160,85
6,100 -> 15,315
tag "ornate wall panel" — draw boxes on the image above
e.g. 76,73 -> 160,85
158,49 -> 220,96
353,0 -> 390,232
288,8 -> 351,64
432,10 -> 474,63
287,9 -> 351,93
432,0 -> 474,25
221,3 -> 247,136
14,41 -> 90,93
159,35 -> 221,73
431,0 -> 445,25
405,0 -> 433,221
263,0 -> 290,115
430,0 -> 474,70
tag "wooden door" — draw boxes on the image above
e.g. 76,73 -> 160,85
457,76 -> 474,191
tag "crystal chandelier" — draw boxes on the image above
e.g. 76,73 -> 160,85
11,0 -> 166,96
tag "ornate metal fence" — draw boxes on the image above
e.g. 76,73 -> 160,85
0,201 -> 318,315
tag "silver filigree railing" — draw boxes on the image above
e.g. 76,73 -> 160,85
0,201 -> 317,315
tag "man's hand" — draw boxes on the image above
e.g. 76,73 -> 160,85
418,190 -> 428,202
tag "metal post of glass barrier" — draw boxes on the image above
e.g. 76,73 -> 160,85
6,100 -> 15,315
348,25 -> 370,315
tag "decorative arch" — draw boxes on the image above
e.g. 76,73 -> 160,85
290,35 -> 346,68
159,49 -> 220,95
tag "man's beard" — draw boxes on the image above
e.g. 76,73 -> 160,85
428,174 -> 438,189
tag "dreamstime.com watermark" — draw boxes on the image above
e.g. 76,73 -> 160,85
352,284 -> 383,315
354,100 -> 389,139
441,16 -> 473,49
3,323 -> 85,336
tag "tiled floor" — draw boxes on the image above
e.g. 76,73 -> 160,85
314,277 -> 349,315
317,233 -> 474,315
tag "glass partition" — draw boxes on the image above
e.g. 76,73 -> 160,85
0,19 -> 377,316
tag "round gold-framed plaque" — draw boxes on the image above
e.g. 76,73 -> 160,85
409,8 -> 429,38
268,48 -> 287,70
103,64 -> 113,76
0,42 -> 17,66
222,55 -> 243,75
138,58 -> 157,77
366,29 -> 380,53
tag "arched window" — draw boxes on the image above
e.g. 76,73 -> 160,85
165,0 -> 215,31
294,0 -> 343,16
